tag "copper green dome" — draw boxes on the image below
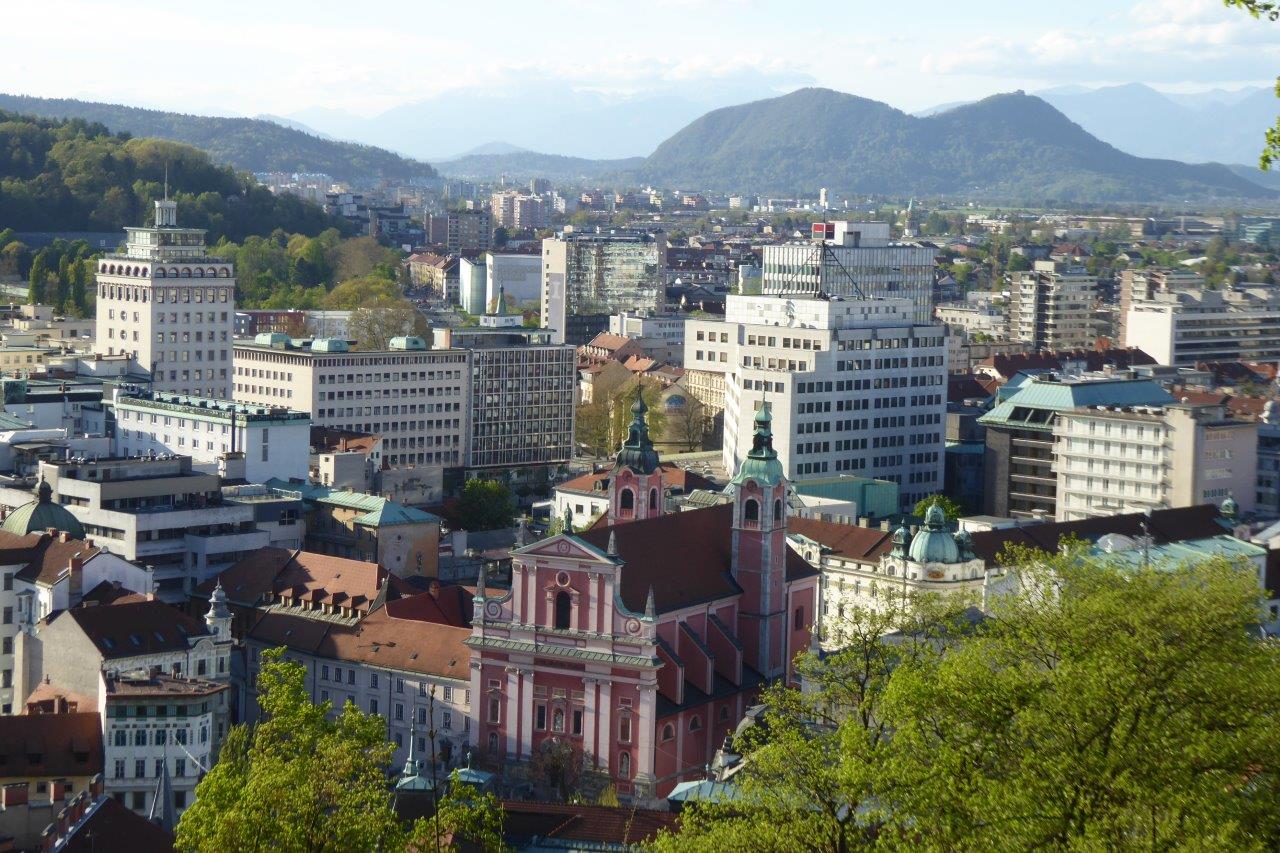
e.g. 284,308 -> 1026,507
908,502 -> 959,565
731,403 -> 784,487
2,478 -> 85,540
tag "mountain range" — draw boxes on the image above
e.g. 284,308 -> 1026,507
631,88 -> 1271,202
0,94 -> 436,184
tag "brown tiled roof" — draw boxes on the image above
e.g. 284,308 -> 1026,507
968,505 -> 1228,564
13,534 -> 100,586
787,518 -> 895,563
501,800 -> 677,846
976,348 -> 1156,381
24,683 -> 95,714
204,548 -> 394,614
578,505 -> 819,614
557,463 -> 714,497
383,586 -> 472,627
245,596 -> 471,681
310,426 -> 381,454
61,796 -> 175,852
79,580 -> 146,607
66,600 -> 207,659
948,374 -> 1000,402
0,712 -> 102,777
584,333 -> 634,353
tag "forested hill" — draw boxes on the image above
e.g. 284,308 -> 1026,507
639,88 -> 1275,203
0,94 -> 436,185
0,110 -> 350,241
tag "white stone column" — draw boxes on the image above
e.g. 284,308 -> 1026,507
518,668 -> 534,759
504,666 -> 520,759
596,679 -> 612,769
634,683 -> 657,797
581,677 -> 597,764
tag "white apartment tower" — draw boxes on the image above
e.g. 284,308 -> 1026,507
95,199 -> 234,398
760,222 -> 938,323
1008,261 -> 1096,352
685,294 -> 948,510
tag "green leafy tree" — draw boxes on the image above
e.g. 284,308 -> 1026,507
575,399 -> 613,458
27,252 -> 48,305
70,259 -> 90,317
912,494 -> 963,522
323,275 -> 403,310
607,379 -> 667,451
333,236 -> 401,282
409,778 -> 508,852
347,296 -> 425,350
658,548 -> 1280,851
175,648 -> 405,852
457,479 -> 516,531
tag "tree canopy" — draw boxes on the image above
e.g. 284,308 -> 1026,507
657,546 -> 1280,851
457,479 -> 516,532
0,111 -> 348,241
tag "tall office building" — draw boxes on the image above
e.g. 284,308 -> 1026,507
760,221 -> 937,323
684,294 -> 948,510
94,199 -> 234,398
1126,286 -> 1280,366
1008,261 -> 1097,351
1116,267 -> 1202,346
541,232 -> 664,345
447,209 -> 492,254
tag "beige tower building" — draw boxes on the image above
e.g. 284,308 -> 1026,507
94,199 -> 235,398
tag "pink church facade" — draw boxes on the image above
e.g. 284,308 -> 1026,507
467,397 -> 818,797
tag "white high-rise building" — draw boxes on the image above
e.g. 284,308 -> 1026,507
760,221 -> 938,323
684,294 -> 948,509
1008,261 -> 1096,352
94,200 -> 234,398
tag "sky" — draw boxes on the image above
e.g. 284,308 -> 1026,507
5,0 -> 1278,117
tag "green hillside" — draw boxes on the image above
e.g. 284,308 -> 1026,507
640,88 -> 1275,203
0,94 -> 435,184
0,110 -> 349,240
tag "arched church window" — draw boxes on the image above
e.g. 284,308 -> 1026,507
774,499 -> 783,522
554,591 -> 571,630
744,499 -> 759,524
649,488 -> 658,511
620,489 -> 634,512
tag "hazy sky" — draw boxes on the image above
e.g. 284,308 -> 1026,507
8,0 -> 1277,116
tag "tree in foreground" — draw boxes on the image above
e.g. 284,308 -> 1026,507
457,478 -> 516,531
656,548 -> 1280,851
175,648 -> 403,852
911,493 -> 963,522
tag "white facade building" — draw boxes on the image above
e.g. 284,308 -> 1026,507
94,200 -> 234,398
685,294 -> 947,509
103,391 -> 311,484
1053,402 -> 1258,521
487,253 -> 542,313
1125,286 -> 1280,367
459,256 -> 487,316
760,222 -> 938,323
233,335 -> 468,470
1008,261 -> 1096,351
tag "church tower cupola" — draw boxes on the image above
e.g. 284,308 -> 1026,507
608,385 -> 664,525
729,402 -> 790,679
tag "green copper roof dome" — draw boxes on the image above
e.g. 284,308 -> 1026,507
2,478 -> 85,540
908,502 -> 960,564
731,403 -> 785,487
615,386 -> 660,475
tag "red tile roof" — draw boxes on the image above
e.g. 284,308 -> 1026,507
60,796 -> 175,852
557,463 -> 714,497
310,426 -> 381,454
206,548 -> 400,615
66,600 -> 208,660
0,712 -> 102,778
501,800 -> 678,846
975,348 -> 1155,381
13,534 -> 100,586
578,505 -> 819,614
787,518 -> 895,563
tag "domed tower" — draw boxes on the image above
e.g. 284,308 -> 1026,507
908,503 -> 960,565
205,579 -> 233,644
2,477 -> 85,540
608,386 -> 664,525
729,403 -> 789,679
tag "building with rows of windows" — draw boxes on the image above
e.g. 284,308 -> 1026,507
94,199 -> 234,399
684,293 -> 948,510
